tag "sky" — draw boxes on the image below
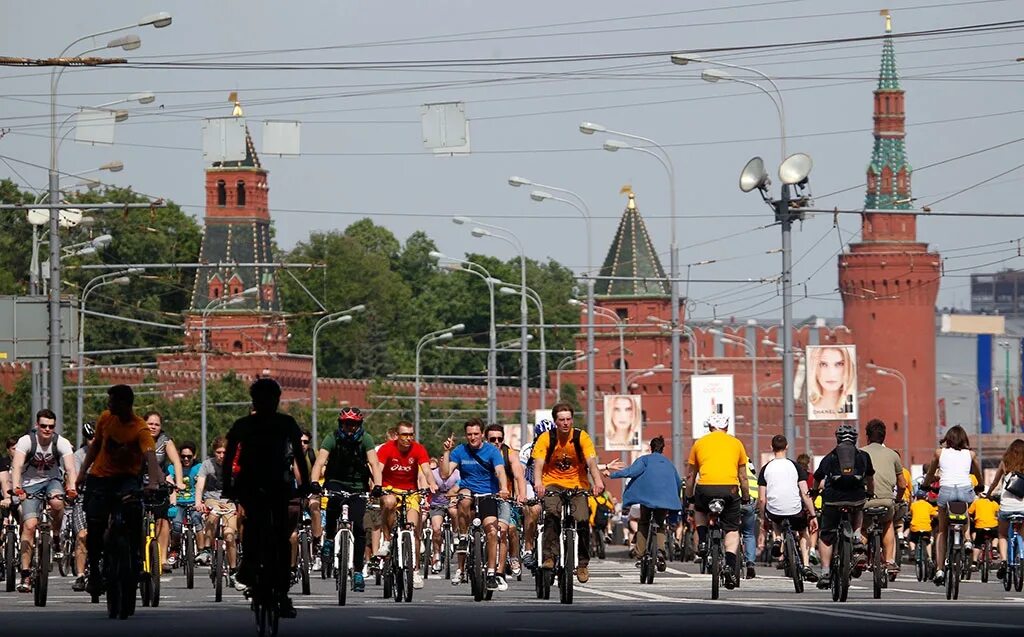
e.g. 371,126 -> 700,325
1,0 -> 1022,324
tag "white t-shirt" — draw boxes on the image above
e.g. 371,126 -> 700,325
15,433 -> 74,487
757,457 -> 808,517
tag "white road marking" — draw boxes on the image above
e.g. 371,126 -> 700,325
572,585 -> 643,601
367,615 -> 408,622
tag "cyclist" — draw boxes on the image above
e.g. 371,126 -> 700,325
428,457 -> 460,573
223,378 -> 311,619
310,407 -> 379,593
75,384 -> 163,599
741,462 -> 760,579
685,414 -> 749,589
923,425 -> 982,585
376,420 -> 437,589
10,408 -> 77,593
69,421 -> 95,592
588,488 -> 614,548
296,430 -> 322,568
984,438 -> 1024,581
968,492 -> 999,572
0,436 -> 17,513
757,434 -> 819,582
485,423 -> 527,589
907,489 -> 937,562
519,419 -> 555,570
813,423 -> 875,589
194,436 -> 239,584
167,440 -> 203,569
441,418 -> 509,590
142,411 -> 186,573
532,402 -> 605,584
859,419 -> 907,575
605,435 -> 681,572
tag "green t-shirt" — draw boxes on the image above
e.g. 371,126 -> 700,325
320,432 -> 376,491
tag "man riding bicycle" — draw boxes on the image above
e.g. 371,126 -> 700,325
685,414 -> 750,589
520,419 -> 554,570
859,419 -> 907,576
532,402 -> 605,584
757,434 -> 819,582
814,423 -> 875,589
75,385 -> 164,599
486,423 -> 528,589
223,378 -> 311,619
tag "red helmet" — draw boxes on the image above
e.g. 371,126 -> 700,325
338,407 -> 364,424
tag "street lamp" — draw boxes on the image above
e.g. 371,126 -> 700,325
47,12 -> 172,430
200,285 -> 257,460
572,300 -> 628,394
430,251 -> 498,423
555,350 -> 596,399
627,364 -> 666,388
866,363 -> 910,461
498,282 -> 547,409
583,121 -> 682,469
415,324 -> 465,439
647,315 -> 698,374
311,304 -> 366,443
710,324 -> 760,463
454,216 -> 530,442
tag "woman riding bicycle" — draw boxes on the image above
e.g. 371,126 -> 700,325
984,438 -> 1024,581
923,425 -> 983,586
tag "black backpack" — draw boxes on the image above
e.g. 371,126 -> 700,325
544,428 -> 585,465
326,430 -> 370,485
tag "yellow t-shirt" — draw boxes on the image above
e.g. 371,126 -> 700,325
909,499 -> 937,533
532,429 -> 596,490
687,431 -> 749,487
589,493 -> 612,526
901,468 -> 912,503
969,498 -> 999,530
89,410 -> 156,478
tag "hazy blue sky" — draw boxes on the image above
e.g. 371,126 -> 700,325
2,0 -> 1021,322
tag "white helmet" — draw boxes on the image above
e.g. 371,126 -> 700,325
704,413 -> 730,431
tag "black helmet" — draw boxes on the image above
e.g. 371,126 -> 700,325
835,423 -> 857,444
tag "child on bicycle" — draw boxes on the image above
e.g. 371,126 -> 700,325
968,492 -> 999,572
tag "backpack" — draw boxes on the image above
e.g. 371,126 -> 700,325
835,442 -> 860,478
544,428 -> 585,465
28,434 -> 67,473
326,430 -> 370,485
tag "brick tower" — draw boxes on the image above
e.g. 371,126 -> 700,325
838,17 -> 941,465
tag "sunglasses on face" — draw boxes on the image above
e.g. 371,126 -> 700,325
488,437 -> 504,443
37,424 -> 56,430
181,454 -> 194,460
397,433 -> 415,439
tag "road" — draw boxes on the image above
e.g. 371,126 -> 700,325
1,548 -> 1021,636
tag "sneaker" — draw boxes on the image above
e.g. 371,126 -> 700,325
964,541 -> 973,551
802,566 -> 819,583
196,549 -> 212,566
312,555 -> 322,572
376,539 -> 391,557
452,569 -> 463,586
933,570 -> 945,586
278,595 -> 297,619
522,551 -> 536,570
17,576 -> 31,593
290,568 -> 299,586
745,561 -> 756,580
998,561 -> 1007,581
431,555 -> 442,574
656,550 -> 667,573
321,539 -> 334,560
72,575 -> 87,592
486,574 -> 499,590
496,575 -> 509,592
361,563 -> 370,578
771,540 -> 783,558
227,572 -> 237,590
353,572 -> 365,592
541,557 -> 555,570
816,574 -> 831,589
510,558 -> 521,576
412,571 -> 424,589
576,565 -> 590,583
167,552 -> 178,568
697,542 -> 708,558
722,566 -> 736,590
455,535 -> 469,553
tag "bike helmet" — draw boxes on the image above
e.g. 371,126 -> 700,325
704,413 -> 730,431
337,407 -> 365,441
835,423 -> 858,444
533,419 -> 555,437
82,421 -> 96,439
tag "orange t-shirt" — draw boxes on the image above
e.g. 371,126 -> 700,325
88,410 -> 156,478
532,429 -> 597,490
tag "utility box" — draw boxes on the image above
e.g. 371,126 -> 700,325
0,295 -> 78,362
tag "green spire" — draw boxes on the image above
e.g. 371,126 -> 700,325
878,36 -> 900,90
864,32 -> 912,211
596,191 -> 669,298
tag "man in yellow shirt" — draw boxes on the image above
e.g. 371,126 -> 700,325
532,402 -> 605,584
968,494 -> 999,571
684,414 -> 750,590
907,493 -> 937,561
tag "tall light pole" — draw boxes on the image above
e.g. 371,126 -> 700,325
867,363 -> 909,461
311,304 -> 365,444
573,300 -> 627,395
454,216 -> 530,442
647,315 -> 698,375
430,252 -> 498,423
582,122 -> 680,468
47,12 -> 172,431
711,326 -> 760,463
415,324 -> 465,439
77,268 -> 142,444
498,282 -> 547,410
512,177 -> 595,429
555,350 -> 592,399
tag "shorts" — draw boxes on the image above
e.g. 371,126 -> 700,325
998,509 -> 1024,522
510,504 -> 523,528
973,527 -> 998,544
458,490 -> 498,520
20,478 -> 64,521
363,503 -> 382,530
692,485 -> 742,532
628,504 -> 641,519
766,510 -> 808,533
170,504 -> 203,535
383,486 -> 421,513
497,499 -> 512,525
819,501 -> 864,547
907,530 -> 931,544
863,500 -> 895,524
937,485 -> 975,508
429,504 -> 452,519
70,499 -> 88,534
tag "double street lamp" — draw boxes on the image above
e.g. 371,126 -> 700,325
571,300 -> 627,394
415,324 -> 465,439
711,324 -> 761,463
311,304 -> 366,444
866,362 -> 910,462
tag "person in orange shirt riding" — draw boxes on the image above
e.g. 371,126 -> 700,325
968,493 -> 1000,572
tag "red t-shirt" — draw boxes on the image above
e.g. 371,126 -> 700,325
377,439 -> 429,491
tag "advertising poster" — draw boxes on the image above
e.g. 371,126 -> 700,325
691,375 -> 735,438
805,344 -> 858,421
603,394 -> 642,451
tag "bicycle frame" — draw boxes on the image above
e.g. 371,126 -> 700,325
556,493 -> 580,574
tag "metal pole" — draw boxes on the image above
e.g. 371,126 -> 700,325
520,254 -> 529,439
48,168 -> 62,432
200,326 -> 208,461
752,343 -> 759,465
901,375 -> 909,464
534,291 -> 547,410
618,325 -> 626,393
488,279 -> 497,422
312,324 -> 320,445
30,226 -> 42,418
415,341 -> 422,440
1006,343 -> 1012,433
779,183 -> 796,458
586,278 -> 596,440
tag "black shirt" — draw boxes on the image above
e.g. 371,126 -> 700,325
0,456 -> 10,474
222,411 -> 308,501
814,447 -> 875,504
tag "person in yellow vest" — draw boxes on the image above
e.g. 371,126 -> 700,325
740,462 -> 760,579
968,493 -> 999,572
907,490 -> 938,559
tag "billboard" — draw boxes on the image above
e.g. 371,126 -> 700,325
691,375 -> 735,438
805,344 -> 858,421
603,394 -> 642,451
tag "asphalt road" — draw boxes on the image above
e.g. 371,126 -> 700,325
2,548 -> 1022,636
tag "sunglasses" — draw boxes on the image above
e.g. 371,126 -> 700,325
181,454 -> 195,460
37,424 -> 56,430
397,433 -> 415,438
487,436 -> 504,443
300,439 -> 310,445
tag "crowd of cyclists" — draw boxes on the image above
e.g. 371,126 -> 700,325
2,379 -> 1024,621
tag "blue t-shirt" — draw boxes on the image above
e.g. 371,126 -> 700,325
449,443 -> 504,494
168,464 -> 202,505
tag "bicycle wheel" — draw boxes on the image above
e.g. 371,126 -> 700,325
393,559 -> 404,603
403,534 -> 414,603
213,543 -> 225,602
645,527 -> 657,585
119,540 -> 136,619
34,528 -> 50,607
785,532 -> 802,593
472,530 -> 485,602
1003,540 -> 1013,591
871,535 -> 883,600
980,540 -> 990,583
534,561 -> 545,599
1015,563 -> 1024,592
710,541 -> 721,600
560,529 -> 575,605
106,543 -> 121,619
383,559 -> 393,599
664,528 -> 675,563
57,531 -> 71,577
299,533 -> 311,596
839,535 -> 851,602
5,528 -> 18,592
595,530 -> 607,560
148,539 -> 161,607
184,533 -> 195,589
337,533 -> 349,606
443,528 -> 452,580
945,550 -> 957,600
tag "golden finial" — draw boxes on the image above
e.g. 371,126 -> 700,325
880,9 -> 892,33
620,184 -> 636,210
228,91 -> 244,117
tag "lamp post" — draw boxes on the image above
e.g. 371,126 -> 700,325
498,282 -> 547,409
627,364 -> 666,389
200,285 -> 256,460
77,268 -> 142,444
47,13 -> 172,430
555,350 -> 592,399
711,325 -> 760,463
998,340 -> 1014,433
573,300 -> 627,394
582,122 -> 681,469
867,363 -> 910,461
311,304 -> 366,444
415,324 -> 465,439
454,216 -> 529,442
647,315 -> 698,374
430,252 -> 498,423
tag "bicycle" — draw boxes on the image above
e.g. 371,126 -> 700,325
638,508 -> 663,585
322,488 -> 367,606
57,508 -> 75,577
1003,513 -> 1024,592
102,489 -> 146,620
3,502 -> 19,592
943,501 -> 969,600
382,489 -> 428,604
862,506 -> 890,599
437,506 -> 455,581
174,502 -> 199,589
456,492 -> 502,603
824,502 -> 858,603
703,498 -> 735,600
977,528 -> 998,584
680,510 -> 697,563
913,530 -> 935,582
542,488 -> 589,605
243,503 -> 282,637
524,497 -> 550,600
295,498 -> 313,596
18,490 -> 63,607
777,517 -> 805,594
207,503 -> 237,602
139,486 -> 169,608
